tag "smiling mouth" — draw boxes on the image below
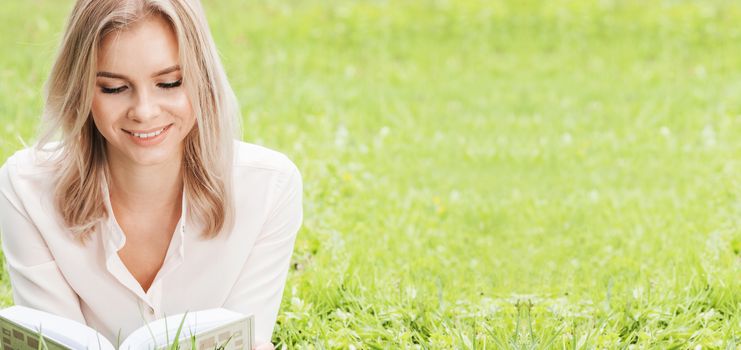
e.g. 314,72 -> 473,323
123,124 -> 173,139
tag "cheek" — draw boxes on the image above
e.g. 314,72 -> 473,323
166,91 -> 195,125
90,96 -> 111,133
90,94 -> 124,129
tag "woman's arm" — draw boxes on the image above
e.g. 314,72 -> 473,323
0,161 -> 86,323
223,161 -> 303,345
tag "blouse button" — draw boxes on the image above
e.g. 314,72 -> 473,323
148,306 -> 155,315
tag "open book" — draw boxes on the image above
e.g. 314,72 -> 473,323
0,306 -> 253,349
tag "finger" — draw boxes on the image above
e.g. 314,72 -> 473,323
253,342 -> 275,350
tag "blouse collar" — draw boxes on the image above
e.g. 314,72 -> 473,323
99,172 -> 188,254
98,171 -> 188,297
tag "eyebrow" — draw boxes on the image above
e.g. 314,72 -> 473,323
96,65 -> 180,80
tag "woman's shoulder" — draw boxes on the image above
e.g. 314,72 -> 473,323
0,143 -> 61,203
1,143 -> 61,177
232,140 -> 300,176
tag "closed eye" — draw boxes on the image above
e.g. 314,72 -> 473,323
101,86 -> 127,94
158,79 -> 182,89
99,79 -> 181,94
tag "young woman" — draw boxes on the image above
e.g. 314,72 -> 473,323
0,0 -> 302,348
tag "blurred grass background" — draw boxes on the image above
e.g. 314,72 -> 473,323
1,0 -> 740,348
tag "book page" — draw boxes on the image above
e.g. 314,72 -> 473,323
0,306 -> 115,350
119,308 -> 253,350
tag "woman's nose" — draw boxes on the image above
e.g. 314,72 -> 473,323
128,89 -> 161,122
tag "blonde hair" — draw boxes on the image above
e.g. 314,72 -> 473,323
38,0 -> 239,239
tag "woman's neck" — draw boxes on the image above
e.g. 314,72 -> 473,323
106,154 -> 184,216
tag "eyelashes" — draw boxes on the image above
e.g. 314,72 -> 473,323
100,79 -> 182,94
101,86 -> 127,94
158,80 -> 182,89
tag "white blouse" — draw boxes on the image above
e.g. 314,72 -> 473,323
0,140 -> 303,344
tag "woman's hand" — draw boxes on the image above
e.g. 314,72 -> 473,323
254,340 -> 275,350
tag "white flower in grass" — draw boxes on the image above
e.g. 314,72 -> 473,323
700,309 -> 716,323
379,126 -> 390,138
334,308 -> 351,321
406,286 -> 417,299
693,65 -> 707,79
469,259 -> 478,268
701,124 -> 716,147
589,189 -> 600,203
344,65 -> 356,79
449,190 -> 460,202
659,126 -> 671,138
335,124 -> 349,148
562,133 -> 573,145
478,297 -> 496,313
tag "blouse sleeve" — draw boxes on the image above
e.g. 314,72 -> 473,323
223,161 -> 303,343
0,160 -> 86,323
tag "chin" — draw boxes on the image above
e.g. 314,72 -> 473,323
106,141 -> 180,167
128,148 -> 181,166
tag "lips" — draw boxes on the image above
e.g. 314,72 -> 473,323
121,123 -> 173,146
123,124 -> 173,139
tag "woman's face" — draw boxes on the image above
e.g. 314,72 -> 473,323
91,14 -> 194,167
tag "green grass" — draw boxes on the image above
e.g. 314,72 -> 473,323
1,0 -> 740,348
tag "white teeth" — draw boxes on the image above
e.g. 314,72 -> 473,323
131,127 -> 165,139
